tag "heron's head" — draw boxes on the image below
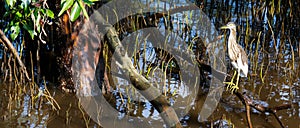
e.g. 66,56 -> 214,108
220,22 -> 236,30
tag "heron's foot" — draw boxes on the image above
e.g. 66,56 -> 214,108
223,81 -> 239,94
229,84 -> 239,93
223,81 -> 236,91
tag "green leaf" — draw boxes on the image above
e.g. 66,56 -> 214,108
4,28 -> 9,33
78,0 -> 89,20
18,4 -> 23,9
26,29 -> 35,39
23,23 -> 36,39
46,9 -> 54,18
5,0 -> 16,8
23,5 -> 30,14
60,0 -> 66,6
16,11 -> 22,18
58,0 -> 74,16
87,0 -> 99,2
9,20 -> 15,26
40,8 -> 45,14
21,0 -> 30,9
4,11 -> 10,17
10,25 -> 20,41
82,0 -> 95,6
70,1 -> 81,22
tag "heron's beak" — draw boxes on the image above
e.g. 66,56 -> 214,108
220,25 -> 229,29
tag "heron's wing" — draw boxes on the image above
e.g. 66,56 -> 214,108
236,45 -> 248,77
237,45 -> 248,66
236,52 -> 248,77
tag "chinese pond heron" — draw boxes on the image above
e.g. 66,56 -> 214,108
221,22 -> 248,93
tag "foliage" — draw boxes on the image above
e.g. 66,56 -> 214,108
58,0 -> 99,22
3,0 -> 54,42
3,0 -> 99,42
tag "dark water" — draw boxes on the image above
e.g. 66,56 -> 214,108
0,0 -> 300,127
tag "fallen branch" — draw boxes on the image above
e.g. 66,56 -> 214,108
93,11 -> 182,128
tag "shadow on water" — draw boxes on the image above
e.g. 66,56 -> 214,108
0,0 -> 299,127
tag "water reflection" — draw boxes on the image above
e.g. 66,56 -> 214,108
0,84 -> 49,127
0,0 -> 299,127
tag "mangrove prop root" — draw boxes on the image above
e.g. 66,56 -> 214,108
0,30 -> 30,81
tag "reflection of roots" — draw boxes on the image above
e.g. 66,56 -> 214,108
103,91 -> 152,117
95,44 -> 113,94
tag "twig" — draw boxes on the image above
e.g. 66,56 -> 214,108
244,95 -> 253,128
246,104 -> 253,128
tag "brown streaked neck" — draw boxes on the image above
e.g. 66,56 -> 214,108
228,28 -> 237,45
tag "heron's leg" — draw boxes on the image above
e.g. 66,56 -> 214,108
236,70 -> 240,86
223,70 -> 237,91
230,69 -> 240,93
